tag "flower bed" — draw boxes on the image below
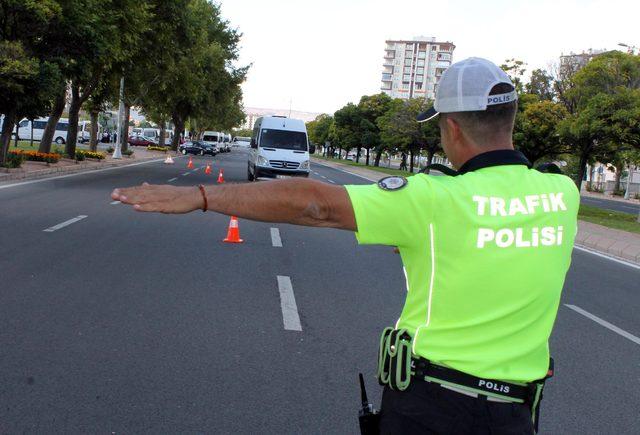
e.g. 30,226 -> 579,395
8,149 -> 61,164
147,145 -> 169,152
76,150 -> 106,160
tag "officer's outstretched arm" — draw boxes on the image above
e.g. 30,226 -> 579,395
111,179 -> 357,231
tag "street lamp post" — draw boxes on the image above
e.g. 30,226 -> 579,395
618,42 -> 638,55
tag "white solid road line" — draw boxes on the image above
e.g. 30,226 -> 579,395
573,245 -> 640,271
0,158 -> 168,190
277,276 -> 302,331
43,215 -> 88,233
565,304 -> 640,346
270,228 -> 283,247
110,201 -> 121,205
168,177 -> 177,182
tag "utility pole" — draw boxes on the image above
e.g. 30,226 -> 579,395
112,75 -> 124,159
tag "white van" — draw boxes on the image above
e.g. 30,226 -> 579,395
201,131 -> 220,153
247,116 -> 310,180
16,117 -> 69,144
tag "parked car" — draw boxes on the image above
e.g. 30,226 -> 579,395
179,140 -> 217,156
128,135 -> 158,147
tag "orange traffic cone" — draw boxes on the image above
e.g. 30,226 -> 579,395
223,216 -> 243,243
187,156 -> 194,169
217,168 -> 224,183
204,163 -> 212,175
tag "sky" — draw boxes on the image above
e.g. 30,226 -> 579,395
219,0 -> 639,115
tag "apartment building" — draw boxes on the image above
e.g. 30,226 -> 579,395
559,48 -> 607,76
380,36 -> 455,100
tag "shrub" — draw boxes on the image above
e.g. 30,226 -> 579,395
76,150 -> 105,160
122,149 -> 134,156
75,152 -> 85,161
612,189 -> 625,197
106,146 -> 115,153
635,193 -> 640,200
4,152 -> 24,168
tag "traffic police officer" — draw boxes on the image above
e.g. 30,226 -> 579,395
112,57 -> 579,434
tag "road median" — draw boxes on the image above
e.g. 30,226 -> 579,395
0,149 -> 177,184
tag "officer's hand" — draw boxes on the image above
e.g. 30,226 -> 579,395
111,183 -> 202,213
393,247 -> 400,254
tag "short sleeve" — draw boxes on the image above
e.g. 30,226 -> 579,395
345,176 -> 432,248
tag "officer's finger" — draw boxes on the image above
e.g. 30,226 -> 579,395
393,247 -> 400,254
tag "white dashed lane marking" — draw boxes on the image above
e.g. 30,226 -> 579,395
565,304 -> 640,346
270,228 -> 282,247
110,201 -> 121,205
277,276 -> 302,331
181,172 -> 190,176
43,215 -> 88,233
168,178 -> 177,182
328,180 -> 336,184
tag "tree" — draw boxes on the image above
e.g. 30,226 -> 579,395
500,59 -> 527,93
526,69 -> 554,101
514,100 -> 569,164
137,0 -> 246,151
0,0 -> 61,164
558,51 -> 640,188
333,103 -> 363,161
307,114 -> 333,156
378,98 -> 440,173
358,93 -> 392,166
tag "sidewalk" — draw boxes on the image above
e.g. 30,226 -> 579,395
0,147 -> 175,183
313,157 -> 640,265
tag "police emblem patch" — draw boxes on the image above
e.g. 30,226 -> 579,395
378,176 -> 408,191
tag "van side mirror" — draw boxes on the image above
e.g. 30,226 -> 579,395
309,143 -> 316,154
250,138 -> 257,149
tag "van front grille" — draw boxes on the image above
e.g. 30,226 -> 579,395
269,160 -> 300,169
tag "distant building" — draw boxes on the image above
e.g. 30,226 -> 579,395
380,36 -> 455,100
559,49 -> 607,76
242,107 -> 321,130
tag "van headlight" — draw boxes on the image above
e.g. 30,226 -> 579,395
299,160 -> 310,170
257,155 -> 269,166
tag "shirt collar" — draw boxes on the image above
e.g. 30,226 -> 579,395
457,149 -> 532,175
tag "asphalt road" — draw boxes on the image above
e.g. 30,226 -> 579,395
1,149 -> 639,434
580,195 -> 640,215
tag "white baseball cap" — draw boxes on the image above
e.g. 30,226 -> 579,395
417,57 -> 517,122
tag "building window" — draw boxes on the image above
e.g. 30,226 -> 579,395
417,67 -> 424,75
404,59 -> 412,66
438,53 -> 451,61
417,59 -> 425,67
403,74 -> 411,82
415,75 -> 423,82
382,73 -> 392,81
418,51 -> 426,59
431,46 -> 437,51
415,83 -> 423,90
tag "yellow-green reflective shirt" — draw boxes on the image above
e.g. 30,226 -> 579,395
345,162 -> 579,382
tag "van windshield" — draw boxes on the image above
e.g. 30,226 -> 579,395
260,129 -> 307,151
202,135 -> 217,142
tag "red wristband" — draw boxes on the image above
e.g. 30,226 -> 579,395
198,184 -> 207,212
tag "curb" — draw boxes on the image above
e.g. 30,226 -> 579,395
0,155 -> 173,183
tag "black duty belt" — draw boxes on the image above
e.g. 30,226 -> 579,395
412,356 -> 546,403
